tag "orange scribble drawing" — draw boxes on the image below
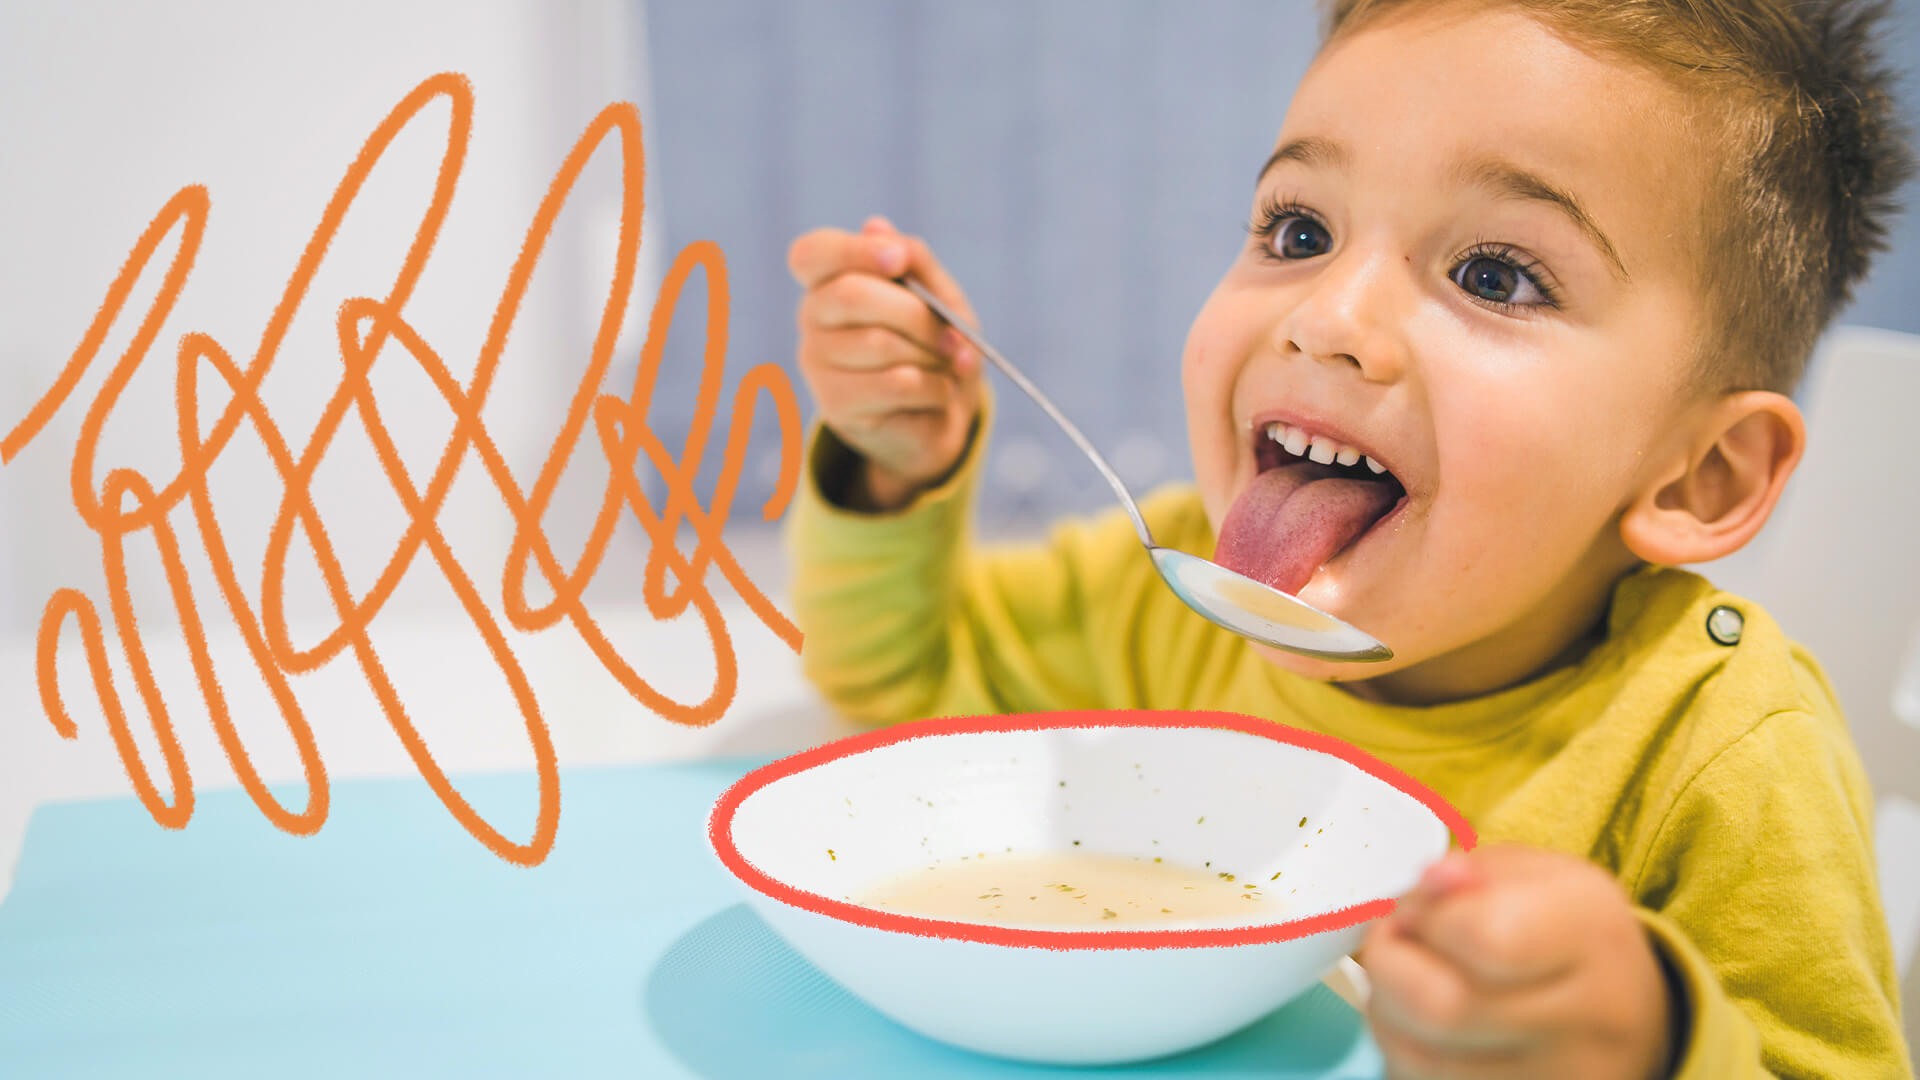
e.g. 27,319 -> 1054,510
0,72 -> 803,866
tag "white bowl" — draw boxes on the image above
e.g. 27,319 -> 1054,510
709,710 -> 1471,1065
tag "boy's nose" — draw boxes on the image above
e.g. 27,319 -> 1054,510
1269,249 -> 1411,384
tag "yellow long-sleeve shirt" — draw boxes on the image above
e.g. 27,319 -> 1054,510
788,421 -> 1910,1079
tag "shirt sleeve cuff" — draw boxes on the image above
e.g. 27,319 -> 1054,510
1636,906 -> 1765,1079
790,389 -> 993,561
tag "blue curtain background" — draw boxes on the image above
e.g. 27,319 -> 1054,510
640,0 -> 1920,529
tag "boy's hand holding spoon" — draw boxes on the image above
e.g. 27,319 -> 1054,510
788,216 -> 982,512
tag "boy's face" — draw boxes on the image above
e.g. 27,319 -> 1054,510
1183,4 -> 1715,702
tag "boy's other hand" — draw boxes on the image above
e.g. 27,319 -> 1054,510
789,216 -> 983,511
1361,846 -> 1680,1080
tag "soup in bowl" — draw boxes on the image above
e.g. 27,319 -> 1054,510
708,709 -> 1472,1065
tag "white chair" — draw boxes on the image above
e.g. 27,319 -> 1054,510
1708,326 -> 1920,1055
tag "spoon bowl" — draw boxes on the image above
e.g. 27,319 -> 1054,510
1150,547 -> 1392,662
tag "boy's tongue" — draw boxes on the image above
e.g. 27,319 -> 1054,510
1214,463 -> 1400,596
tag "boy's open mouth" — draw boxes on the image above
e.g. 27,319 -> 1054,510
1214,419 -> 1407,597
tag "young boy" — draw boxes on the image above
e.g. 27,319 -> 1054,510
784,0 -> 1914,1075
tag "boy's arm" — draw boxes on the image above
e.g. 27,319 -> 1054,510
787,400 -> 1159,725
1633,709 -> 1911,1079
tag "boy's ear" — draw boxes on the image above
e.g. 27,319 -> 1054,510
1619,391 -> 1806,565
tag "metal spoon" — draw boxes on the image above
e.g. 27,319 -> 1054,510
900,276 -> 1392,663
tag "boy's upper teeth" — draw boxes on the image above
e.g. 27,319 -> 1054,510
1264,421 -> 1389,476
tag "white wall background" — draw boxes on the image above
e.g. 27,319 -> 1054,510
0,0 -> 663,650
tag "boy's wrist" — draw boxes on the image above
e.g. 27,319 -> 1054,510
826,416 -> 982,515
1634,911 -> 1698,1080
1644,926 -> 1688,1079
852,460 -> 929,513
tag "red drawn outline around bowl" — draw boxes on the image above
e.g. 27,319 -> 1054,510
709,709 -> 1476,951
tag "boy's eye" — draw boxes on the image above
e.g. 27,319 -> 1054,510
1270,216 -> 1333,259
1452,254 -> 1550,306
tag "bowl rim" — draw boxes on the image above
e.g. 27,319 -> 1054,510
709,709 -> 1476,951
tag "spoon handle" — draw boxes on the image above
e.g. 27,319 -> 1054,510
898,276 -> 1156,550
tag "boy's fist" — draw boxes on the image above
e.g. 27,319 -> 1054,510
1361,846 -> 1680,1080
789,216 -> 983,511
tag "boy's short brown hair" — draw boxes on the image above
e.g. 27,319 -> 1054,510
1323,0 -> 1913,393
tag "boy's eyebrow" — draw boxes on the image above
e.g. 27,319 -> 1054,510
1257,136 -> 1349,181
1453,155 -> 1630,281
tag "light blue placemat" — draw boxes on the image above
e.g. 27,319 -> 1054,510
0,762 -> 1383,1078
